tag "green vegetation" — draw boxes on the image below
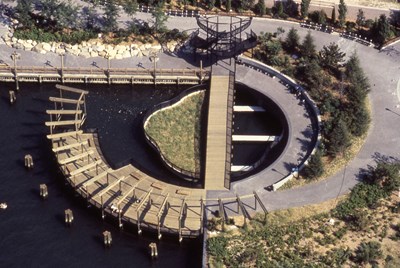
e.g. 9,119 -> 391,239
144,91 -> 205,174
207,160 -> 400,267
254,29 -> 370,182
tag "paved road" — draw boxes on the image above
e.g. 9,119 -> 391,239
1,11 -> 400,213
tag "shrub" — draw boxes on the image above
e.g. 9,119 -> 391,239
354,241 -> 383,265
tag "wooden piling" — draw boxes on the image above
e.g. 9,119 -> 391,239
24,154 -> 34,169
65,209 -> 74,226
40,184 -> 48,199
149,242 -> 158,258
103,231 -> 112,247
9,90 -> 16,104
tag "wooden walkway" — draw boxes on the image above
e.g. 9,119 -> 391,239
46,86 -> 205,240
204,73 -> 232,190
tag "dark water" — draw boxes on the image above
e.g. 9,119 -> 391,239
231,85 -> 287,167
0,83 -> 202,268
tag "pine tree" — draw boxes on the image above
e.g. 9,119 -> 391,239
103,0 -> 119,33
300,0 -> 310,19
327,118 -> 351,156
277,1 -> 284,18
300,31 -> 316,58
284,27 -> 300,52
15,0 -> 33,28
338,0 -> 347,28
151,2 -> 169,35
255,0 -> 266,16
356,9 -> 365,30
319,42 -> 346,71
373,14 -> 393,47
331,7 -> 336,25
303,150 -> 324,180
226,0 -> 231,12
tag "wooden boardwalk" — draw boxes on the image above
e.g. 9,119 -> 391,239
204,74 -> 232,190
46,85 -> 205,240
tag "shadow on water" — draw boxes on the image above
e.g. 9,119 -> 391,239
0,82 -> 202,268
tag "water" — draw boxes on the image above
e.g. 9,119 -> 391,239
231,84 -> 287,169
0,83 -> 202,268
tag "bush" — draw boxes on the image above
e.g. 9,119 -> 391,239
302,150 -> 324,180
354,241 -> 383,265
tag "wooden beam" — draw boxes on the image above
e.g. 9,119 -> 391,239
136,189 -> 153,212
69,160 -> 102,176
45,119 -> 82,127
95,176 -> 125,198
49,96 -> 84,105
47,130 -> 83,139
58,150 -> 93,165
157,194 -> 169,219
79,168 -> 112,188
52,140 -> 88,153
56,84 -> 89,95
115,180 -> 141,207
46,109 -> 83,115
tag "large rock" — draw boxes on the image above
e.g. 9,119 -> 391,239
98,50 -> 107,57
141,49 -> 149,57
144,43 -> 152,49
115,54 -> 123,60
12,43 -> 24,49
24,43 -> 34,50
79,50 -> 91,58
42,42 -> 52,51
122,50 -> 131,58
90,51 -> 98,57
55,48 -> 66,55
32,43 -> 48,54
106,49 -> 117,58
152,44 -> 162,50
131,49 -> 139,57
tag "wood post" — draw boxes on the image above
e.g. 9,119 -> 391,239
103,231 -> 112,247
24,154 -> 34,169
65,209 -> 74,226
40,184 -> 48,199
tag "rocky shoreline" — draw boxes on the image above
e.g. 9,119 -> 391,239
0,24 -> 180,59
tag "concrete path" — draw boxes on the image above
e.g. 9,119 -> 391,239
1,11 -> 400,213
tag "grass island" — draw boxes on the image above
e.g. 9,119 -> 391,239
144,90 -> 206,176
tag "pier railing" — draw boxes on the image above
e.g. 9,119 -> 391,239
0,65 -> 210,85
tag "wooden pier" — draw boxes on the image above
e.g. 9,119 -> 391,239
46,85 -> 205,239
0,65 -> 209,85
204,67 -> 234,190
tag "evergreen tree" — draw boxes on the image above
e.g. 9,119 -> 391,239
373,14 -> 393,47
284,27 -> 300,52
300,31 -> 316,58
277,1 -> 284,18
103,0 -> 119,33
226,0 -> 231,12
331,7 -> 336,24
151,3 -> 169,35
255,0 -> 266,16
338,0 -> 347,28
356,9 -> 365,29
124,0 -> 139,17
326,118 -> 351,156
319,42 -> 346,71
15,0 -> 33,28
300,0 -> 310,19
303,150 -> 324,180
